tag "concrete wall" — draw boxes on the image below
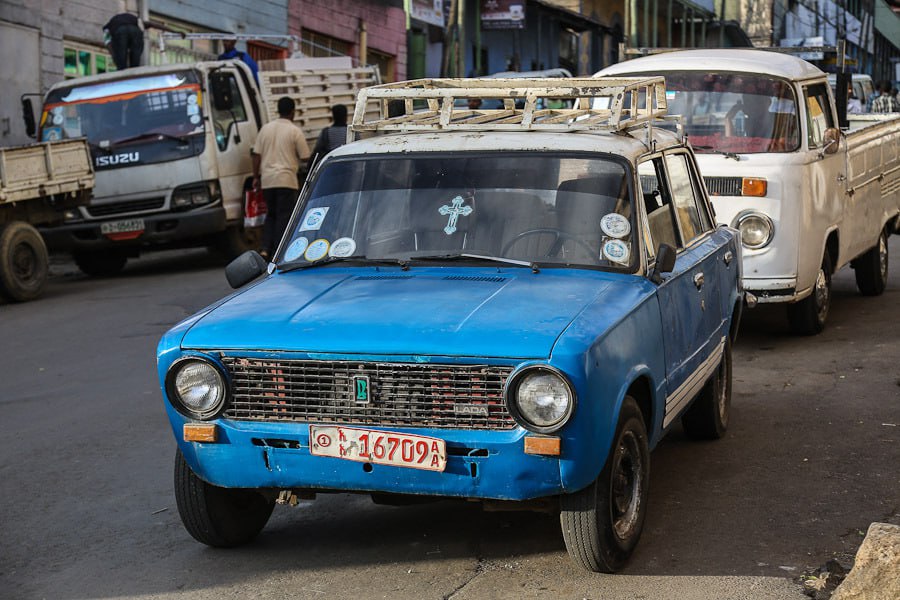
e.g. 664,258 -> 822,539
289,0 -> 408,80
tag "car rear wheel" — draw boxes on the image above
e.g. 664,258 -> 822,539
174,448 -> 274,547
560,396 -> 650,572
786,249 -> 832,336
0,221 -> 49,302
682,338 -> 732,440
854,228 -> 888,296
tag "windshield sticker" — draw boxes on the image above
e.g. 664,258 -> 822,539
304,239 -> 330,262
600,213 -> 631,239
284,237 -> 309,261
187,94 -> 198,106
299,207 -> 329,232
187,104 -> 199,116
44,127 -> 62,141
603,239 -> 630,264
329,237 -> 356,258
189,114 -> 201,125
439,196 -> 473,235
52,113 -> 64,125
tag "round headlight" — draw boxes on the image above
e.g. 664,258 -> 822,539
508,368 -> 574,433
733,212 -> 774,249
167,358 -> 226,419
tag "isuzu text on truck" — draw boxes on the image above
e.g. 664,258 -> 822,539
24,59 -> 377,276
598,49 -> 900,334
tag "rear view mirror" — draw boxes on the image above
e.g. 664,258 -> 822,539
209,72 -> 234,111
21,97 -> 36,138
225,250 -> 267,288
822,128 -> 841,155
650,243 -> 677,284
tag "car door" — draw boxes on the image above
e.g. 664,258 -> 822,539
640,153 -> 727,429
208,68 -> 256,220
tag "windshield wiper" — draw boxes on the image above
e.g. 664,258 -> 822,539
110,131 -> 191,147
691,145 -> 741,161
278,255 -> 410,273
412,253 -> 541,273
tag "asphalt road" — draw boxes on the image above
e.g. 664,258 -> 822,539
1,239 -> 898,600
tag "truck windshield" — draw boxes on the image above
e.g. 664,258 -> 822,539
279,153 -> 636,271
40,71 -> 205,168
633,71 -> 801,154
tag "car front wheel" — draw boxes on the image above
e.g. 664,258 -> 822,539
560,396 -> 650,572
174,448 -> 274,547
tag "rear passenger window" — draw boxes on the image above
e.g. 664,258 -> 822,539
664,153 -> 710,243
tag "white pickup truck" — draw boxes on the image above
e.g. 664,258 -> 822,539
597,49 -> 900,334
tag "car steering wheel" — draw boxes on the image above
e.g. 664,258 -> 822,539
501,228 -> 599,263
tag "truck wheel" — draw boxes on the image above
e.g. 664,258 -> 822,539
73,250 -> 127,277
854,229 -> 888,296
213,225 -> 262,260
682,338 -> 732,440
786,249 -> 832,336
0,221 -> 49,302
560,396 -> 650,573
174,448 -> 274,548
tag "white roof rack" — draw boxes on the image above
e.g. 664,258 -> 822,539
349,77 -> 668,138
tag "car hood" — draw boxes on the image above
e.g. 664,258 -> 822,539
181,267 -> 625,359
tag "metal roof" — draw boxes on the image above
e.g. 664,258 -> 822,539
595,49 -> 826,81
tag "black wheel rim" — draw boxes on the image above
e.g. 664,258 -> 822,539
611,430 -> 643,541
12,240 -> 38,281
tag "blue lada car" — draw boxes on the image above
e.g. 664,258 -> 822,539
157,78 -> 744,572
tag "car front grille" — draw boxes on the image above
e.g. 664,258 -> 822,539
87,197 -> 165,217
704,176 -> 743,196
221,357 -> 517,430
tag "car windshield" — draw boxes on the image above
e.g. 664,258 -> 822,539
278,153 -> 635,270
40,71 -> 205,165
623,71 -> 800,154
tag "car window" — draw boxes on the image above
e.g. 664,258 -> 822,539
210,72 -> 247,150
804,83 -> 834,148
638,158 -> 680,256
664,152 -> 710,244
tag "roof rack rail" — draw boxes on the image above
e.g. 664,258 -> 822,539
349,77 -> 668,140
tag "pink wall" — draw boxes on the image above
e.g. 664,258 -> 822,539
289,0 -> 407,81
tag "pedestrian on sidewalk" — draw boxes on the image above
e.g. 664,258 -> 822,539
103,12 -> 143,70
310,104 -> 349,170
252,97 -> 310,259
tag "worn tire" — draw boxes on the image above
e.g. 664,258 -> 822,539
0,221 -> 49,302
854,229 -> 888,297
682,338 -> 732,440
73,250 -> 127,277
174,448 -> 274,548
560,397 -> 650,573
786,249 -> 832,336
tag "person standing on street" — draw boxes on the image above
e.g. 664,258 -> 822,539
871,81 -> 900,113
103,12 -> 143,70
252,97 -> 310,259
310,104 -> 349,170
219,36 -> 260,85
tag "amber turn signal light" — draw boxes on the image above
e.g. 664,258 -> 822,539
742,178 -> 767,197
183,423 -> 218,443
524,436 -> 561,456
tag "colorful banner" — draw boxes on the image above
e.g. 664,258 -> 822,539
409,0 -> 444,28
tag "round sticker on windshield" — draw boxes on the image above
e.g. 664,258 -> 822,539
284,237 -> 309,261
600,213 -> 631,239
187,94 -> 198,105
603,239 -> 630,264
189,114 -> 201,125
304,238 -> 330,262
52,114 -> 64,125
329,237 -> 356,258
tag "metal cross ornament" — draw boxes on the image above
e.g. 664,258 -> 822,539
439,196 -> 473,235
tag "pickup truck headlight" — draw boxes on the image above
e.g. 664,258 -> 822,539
506,367 -> 575,433
732,210 -> 774,249
165,357 -> 228,419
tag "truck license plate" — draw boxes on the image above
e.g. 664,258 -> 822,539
309,425 -> 447,472
101,219 -> 145,235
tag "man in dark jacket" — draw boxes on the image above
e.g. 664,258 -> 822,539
310,104 -> 348,170
103,13 -> 143,70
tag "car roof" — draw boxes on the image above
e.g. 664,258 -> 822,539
595,49 -> 825,81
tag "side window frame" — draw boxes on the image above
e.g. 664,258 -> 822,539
638,155 -> 683,263
209,70 -> 249,151
663,150 -> 714,246
803,82 -> 836,150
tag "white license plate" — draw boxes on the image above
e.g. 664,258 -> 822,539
309,425 -> 447,472
101,219 -> 145,234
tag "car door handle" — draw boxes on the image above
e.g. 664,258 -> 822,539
693,272 -> 705,289
724,251 -> 733,266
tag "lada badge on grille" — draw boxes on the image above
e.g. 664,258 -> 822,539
353,375 -> 371,404
454,403 -> 489,417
